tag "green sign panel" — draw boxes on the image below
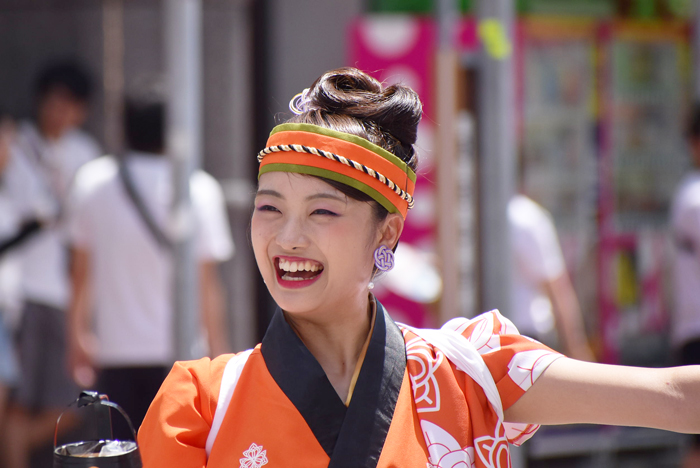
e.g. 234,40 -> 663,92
367,0 -> 693,17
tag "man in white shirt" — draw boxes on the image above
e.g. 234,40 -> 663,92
670,103 -> 700,468
509,194 -> 593,361
2,61 -> 101,468
67,87 -> 234,434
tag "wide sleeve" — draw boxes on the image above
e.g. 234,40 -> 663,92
445,310 -> 563,445
451,310 -> 563,409
138,355 -> 230,468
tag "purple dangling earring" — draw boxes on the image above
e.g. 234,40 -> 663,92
373,245 -> 395,272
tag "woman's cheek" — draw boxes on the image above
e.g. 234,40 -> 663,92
316,220 -> 356,255
327,222 -> 373,276
250,220 -> 271,274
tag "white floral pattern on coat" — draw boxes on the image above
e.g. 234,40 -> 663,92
422,420 -> 476,468
507,349 -> 561,392
405,335 -> 445,413
402,311 -> 562,468
473,421 -> 511,468
239,442 -> 268,468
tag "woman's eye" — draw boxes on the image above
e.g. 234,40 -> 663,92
312,209 -> 337,216
256,204 -> 280,213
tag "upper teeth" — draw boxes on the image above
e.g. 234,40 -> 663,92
279,259 -> 321,272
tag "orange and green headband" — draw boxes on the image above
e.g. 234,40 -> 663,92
257,123 -> 417,218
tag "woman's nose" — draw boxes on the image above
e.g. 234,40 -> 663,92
275,216 -> 309,251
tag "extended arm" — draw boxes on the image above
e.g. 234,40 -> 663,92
545,274 -> 595,361
505,357 -> 700,434
67,247 -> 98,387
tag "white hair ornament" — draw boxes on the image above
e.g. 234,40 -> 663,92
288,88 -> 311,115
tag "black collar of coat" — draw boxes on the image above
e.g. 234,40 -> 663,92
260,298 -> 406,468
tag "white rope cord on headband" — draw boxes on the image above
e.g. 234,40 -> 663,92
257,144 -> 415,210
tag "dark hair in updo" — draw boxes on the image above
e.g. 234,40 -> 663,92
286,67 -> 422,222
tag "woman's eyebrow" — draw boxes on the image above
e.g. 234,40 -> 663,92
256,190 -> 345,202
256,189 -> 283,198
306,193 -> 346,203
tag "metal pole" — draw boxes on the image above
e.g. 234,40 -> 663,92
165,0 -> 202,361
435,0 -> 461,324
436,0 -> 457,47
102,0 -> 124,155
475,0 -> 516,316
694,0 -> 700,99
476,5 -> 522,466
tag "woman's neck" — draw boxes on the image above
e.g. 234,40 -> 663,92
284,294 -> 373,402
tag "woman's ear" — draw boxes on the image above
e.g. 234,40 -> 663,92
378,213 -> 404,249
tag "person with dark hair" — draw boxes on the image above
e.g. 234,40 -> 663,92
35,61 -> 92,104
669,102 -> 700,468
138,68 -> 700,467
66,86 -> 233,434
2,59 -> 100,468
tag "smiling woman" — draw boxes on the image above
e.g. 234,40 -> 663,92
137,68 -> 700,468
252,172 -> 395,324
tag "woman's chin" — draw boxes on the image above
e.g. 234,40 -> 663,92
269,284 -> 326,315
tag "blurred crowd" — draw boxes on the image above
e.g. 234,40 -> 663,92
0,59 -> 233,468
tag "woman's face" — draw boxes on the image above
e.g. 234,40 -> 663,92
252,172 -> 382,316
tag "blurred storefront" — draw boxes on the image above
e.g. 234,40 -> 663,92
352,0 -> 694,465
354,0 -> 695,369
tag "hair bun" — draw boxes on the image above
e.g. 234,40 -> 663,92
304,68 -> 422,165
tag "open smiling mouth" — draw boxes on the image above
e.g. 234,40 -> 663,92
276,258 -> 324,282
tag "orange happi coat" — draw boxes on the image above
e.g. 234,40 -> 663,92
138,303 -> 561,468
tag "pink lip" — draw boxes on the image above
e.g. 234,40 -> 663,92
274,256 -> 324,290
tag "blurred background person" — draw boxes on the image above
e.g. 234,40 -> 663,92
67,82 -> 234,433
509,192 -> 595,361
0,114 -> 20,429
669,102 -> 700,468
2,59 -> 101,468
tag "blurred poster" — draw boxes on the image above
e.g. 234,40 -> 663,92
598,21 -> 690,363
610,23 -> 690,229
350,16 -> 693,365
518,17 -> 600,348
520,18 -> 598,234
